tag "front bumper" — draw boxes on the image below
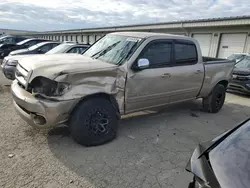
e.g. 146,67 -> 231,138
11,80 -> 77,129
228,80 -> 250,95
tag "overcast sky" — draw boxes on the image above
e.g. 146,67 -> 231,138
0,0 -> 249,31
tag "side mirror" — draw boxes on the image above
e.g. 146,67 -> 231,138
137,58 -> 149,69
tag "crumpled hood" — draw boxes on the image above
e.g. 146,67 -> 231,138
10,48 -> 29,55
18,54 -> 118,80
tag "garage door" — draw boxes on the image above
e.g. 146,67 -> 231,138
72,35 -> 77,42
96,35 -> 103,40
76,35 -> 81,43
218,33 -> 247,58
89,35 -> 96,44
82,35 -> 88,44
193,34 -> 212,56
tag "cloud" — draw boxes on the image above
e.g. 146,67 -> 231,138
0,0 -> 249,31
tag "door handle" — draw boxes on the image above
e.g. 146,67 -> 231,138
161,73 -> 171,78
195,70 -> 202,74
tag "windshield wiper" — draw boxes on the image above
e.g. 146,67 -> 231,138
116,41 -> 139,65
91,41 -> 121,59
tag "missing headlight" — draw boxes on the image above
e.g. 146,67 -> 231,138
31,76 -> 70,97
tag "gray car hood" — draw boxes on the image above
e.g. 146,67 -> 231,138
233,67 -> 250,75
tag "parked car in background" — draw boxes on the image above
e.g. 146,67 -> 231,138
9,41 -> 60,56
227,53 -> 248,63
0,35 -> 27,45
1,43 -> 88,80
228,55 -> 250,95
11,32 -> 235,146
186,118 -> 250,188
0,38 -> 48,60
1,41 -> 60,80
46,43 -> 89,55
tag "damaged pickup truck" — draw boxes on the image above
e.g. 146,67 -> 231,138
11,32 -> 235,146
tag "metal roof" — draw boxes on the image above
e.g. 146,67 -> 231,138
19,15 -> 250,35
111,31 -> 189,39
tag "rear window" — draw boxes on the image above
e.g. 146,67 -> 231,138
227,54 -> 245,61
235,56 -> 250,69
175,43 -> 197,64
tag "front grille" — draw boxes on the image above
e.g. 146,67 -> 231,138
16,64 -> 29,89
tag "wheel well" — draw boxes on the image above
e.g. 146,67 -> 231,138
217,80 -> 228,88
74,93 -> 121,119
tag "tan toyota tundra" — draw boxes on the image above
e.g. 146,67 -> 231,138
11,32 -> 235,146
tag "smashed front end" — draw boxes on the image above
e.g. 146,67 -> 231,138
11,63 -> 126,129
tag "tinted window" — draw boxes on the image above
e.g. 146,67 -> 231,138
140,42 -> 172,66
38,44 -> 52,53
67,47 -> 87,54
51,43 -> 59,48
16,38 -> 26,43
175,43 -> 197,64
209,120 -> 250,188
4,37 -> 15,43
25,40 -> 39,47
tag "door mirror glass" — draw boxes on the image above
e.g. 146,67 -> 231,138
137,58 -> 149,69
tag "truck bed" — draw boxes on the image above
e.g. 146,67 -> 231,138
198,57 -> 235,98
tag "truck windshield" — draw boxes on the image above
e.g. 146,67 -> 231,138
235,56 -> 250,69
83,35 -> 142,65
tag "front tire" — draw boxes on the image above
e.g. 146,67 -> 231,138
202,84 -> 226,113
69,98 -> 118,146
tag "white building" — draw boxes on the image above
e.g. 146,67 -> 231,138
22,16 -> 250,58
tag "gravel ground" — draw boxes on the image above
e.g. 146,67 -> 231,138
0,77 -> 249,188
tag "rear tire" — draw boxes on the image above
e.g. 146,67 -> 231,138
202,84 -> 226,113
69,98 -> 118,146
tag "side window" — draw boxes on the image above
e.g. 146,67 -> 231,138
51,43 -> 59,48
67,47 -> 87,54
25,40 -> 37,47
78,47 -> 87,53
67,47 -> 78,53
38,44 -> 52,53
16,38 -> 25,43
139,41 -> 172,67
174,42 -> 197,65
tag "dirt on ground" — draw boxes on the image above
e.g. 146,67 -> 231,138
0,79 -> 249,188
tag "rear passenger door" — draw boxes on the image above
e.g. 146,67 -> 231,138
167,40 -> 204,103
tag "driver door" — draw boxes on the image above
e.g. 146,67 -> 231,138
125,40 -> 173,113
